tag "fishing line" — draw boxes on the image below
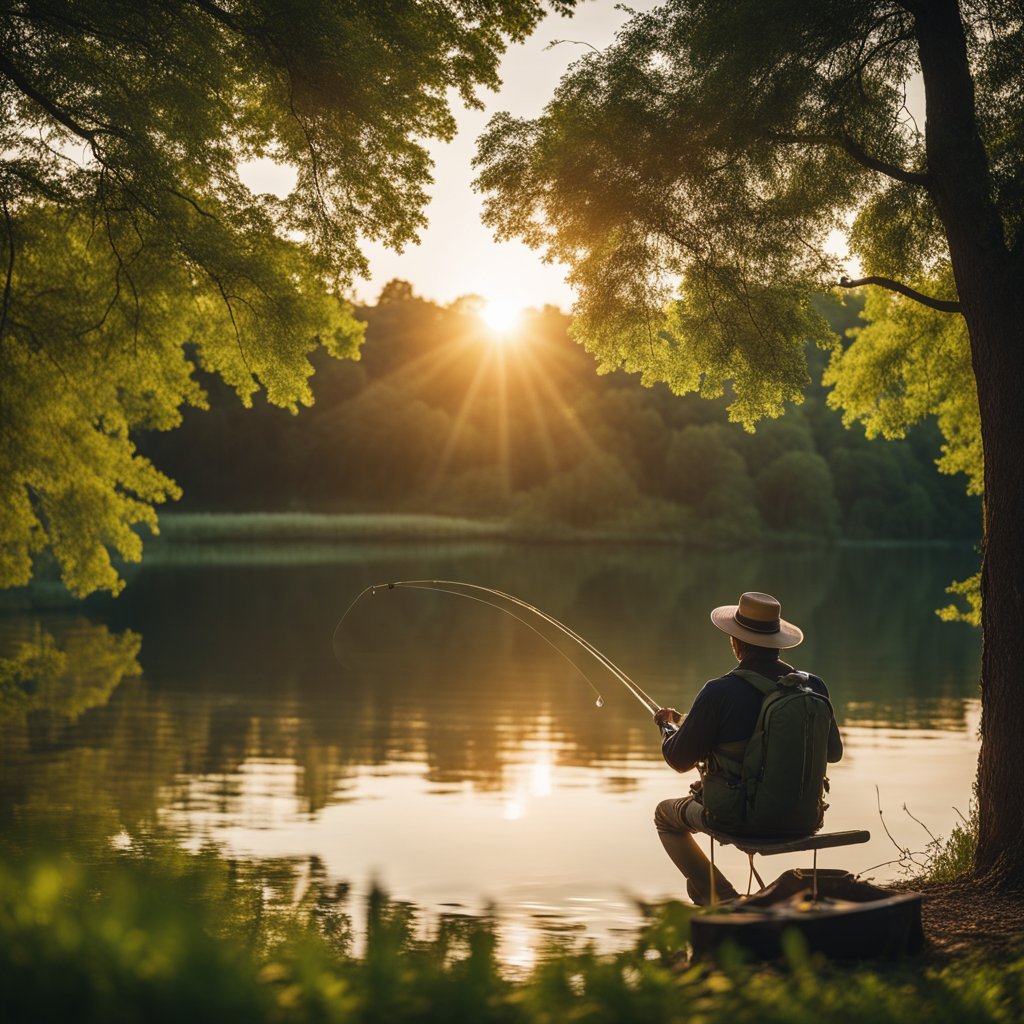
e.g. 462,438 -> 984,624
410,580 -> 659,714
394,582 -> 605,705
333,579 -> 662,716
333,582 -> 604,703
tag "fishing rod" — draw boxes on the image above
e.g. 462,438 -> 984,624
346,580 -> 609,706
401,579 -> 659,713
333,579 -> 669,723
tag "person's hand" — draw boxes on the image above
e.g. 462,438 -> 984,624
654,707 -> 683,727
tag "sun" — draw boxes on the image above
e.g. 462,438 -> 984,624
479,297 -> 524,336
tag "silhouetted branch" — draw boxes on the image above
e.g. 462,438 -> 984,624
545,39 -> 601,54
0,52 -> 126,146
186,0 -> 243,32
209,272 -> 255,378
767,130 -> 929,187
839,274 -> 962,313
903,802 -> 940,844
167,187 -> 219,221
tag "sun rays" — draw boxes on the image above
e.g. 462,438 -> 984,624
425,306 -> 605,499
349,295 -> 605,505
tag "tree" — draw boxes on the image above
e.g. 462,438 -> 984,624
474,0 -> 1023,883
662,425 -> 758,522
754,450 -> 840,538
0,0 -> 572,596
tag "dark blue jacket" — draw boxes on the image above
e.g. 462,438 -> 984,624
662,656 -> 844,773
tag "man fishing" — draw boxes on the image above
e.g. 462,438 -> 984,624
653,592 -> 844,905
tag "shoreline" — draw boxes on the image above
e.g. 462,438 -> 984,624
151,510 -> 978,550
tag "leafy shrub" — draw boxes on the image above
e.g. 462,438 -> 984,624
0,845 -> 1020,1023
515,454 -> 642,528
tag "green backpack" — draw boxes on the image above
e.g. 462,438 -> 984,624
700,669 -> 834,838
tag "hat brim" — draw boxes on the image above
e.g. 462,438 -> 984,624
710,605 -> 804,649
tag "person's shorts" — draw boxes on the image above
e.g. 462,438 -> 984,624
654,794 -> 706,834
681,795 -> 706,832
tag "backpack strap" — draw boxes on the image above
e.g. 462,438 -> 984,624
734,668 -> 837,715
718,670 -> 795,779
729,668 -> 779,697
733,668 -> 839,764
706,670 -> 812,779
702,671 -> 777,778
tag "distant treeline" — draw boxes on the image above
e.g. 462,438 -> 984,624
139,282 -> 979,543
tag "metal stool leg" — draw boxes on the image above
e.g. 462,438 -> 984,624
709,836 -> 717,906
812,848 -> 818,902
747,852 -> 765,892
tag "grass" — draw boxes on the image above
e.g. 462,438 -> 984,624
871,794 -> 979,886
155,511 -> 515,543
150,511 -> 979,551
918,804 -> 980,885
0,839 -> 1020,1024
152,510 -> 696,545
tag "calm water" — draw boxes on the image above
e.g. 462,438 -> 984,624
1,542 -> 981,964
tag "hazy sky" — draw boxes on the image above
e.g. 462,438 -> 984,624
244,3 -> 659,312
355,2 -> 666,311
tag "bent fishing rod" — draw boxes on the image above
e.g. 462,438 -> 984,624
333,579 -> 675,731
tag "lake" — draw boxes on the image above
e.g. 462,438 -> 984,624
0,540 -> 981,966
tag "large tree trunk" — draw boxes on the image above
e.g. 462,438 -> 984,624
972,297 -> 1024,885
915,0 -> 1024,886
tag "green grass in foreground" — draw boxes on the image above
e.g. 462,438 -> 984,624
0,842 -> 1020,1024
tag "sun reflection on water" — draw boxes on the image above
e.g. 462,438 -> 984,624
503,797 -> 524,821
529,757 -> 552,798
501,751 -> 555,820
498,920 -> 536,972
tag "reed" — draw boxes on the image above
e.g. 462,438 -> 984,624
156,512 -> 511,543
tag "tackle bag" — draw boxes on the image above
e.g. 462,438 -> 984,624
700,669 -> 834,837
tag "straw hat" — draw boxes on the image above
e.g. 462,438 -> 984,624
710,592 -> 804,649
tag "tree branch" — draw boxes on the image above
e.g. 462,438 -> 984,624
839,275 -> 962,313
186,0 -> 243,33
0,52 -> 126,146
206,270 -> 255,378
166,187 -> 219,221
545,39 -> 602,54
766,131 -> 929,187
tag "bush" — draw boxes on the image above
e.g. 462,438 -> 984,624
0,845 -> 1020,1023
515,454 -> 642,528
2,851 -> 1024,1024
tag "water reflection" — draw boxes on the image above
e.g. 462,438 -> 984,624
0,618 -> 140,722
0,542 -> 981,954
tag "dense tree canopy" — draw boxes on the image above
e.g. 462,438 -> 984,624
138,285 -> 979,542
475,0 -> 994,457
0,0 -> 572,596
474,0 -> 1023,881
